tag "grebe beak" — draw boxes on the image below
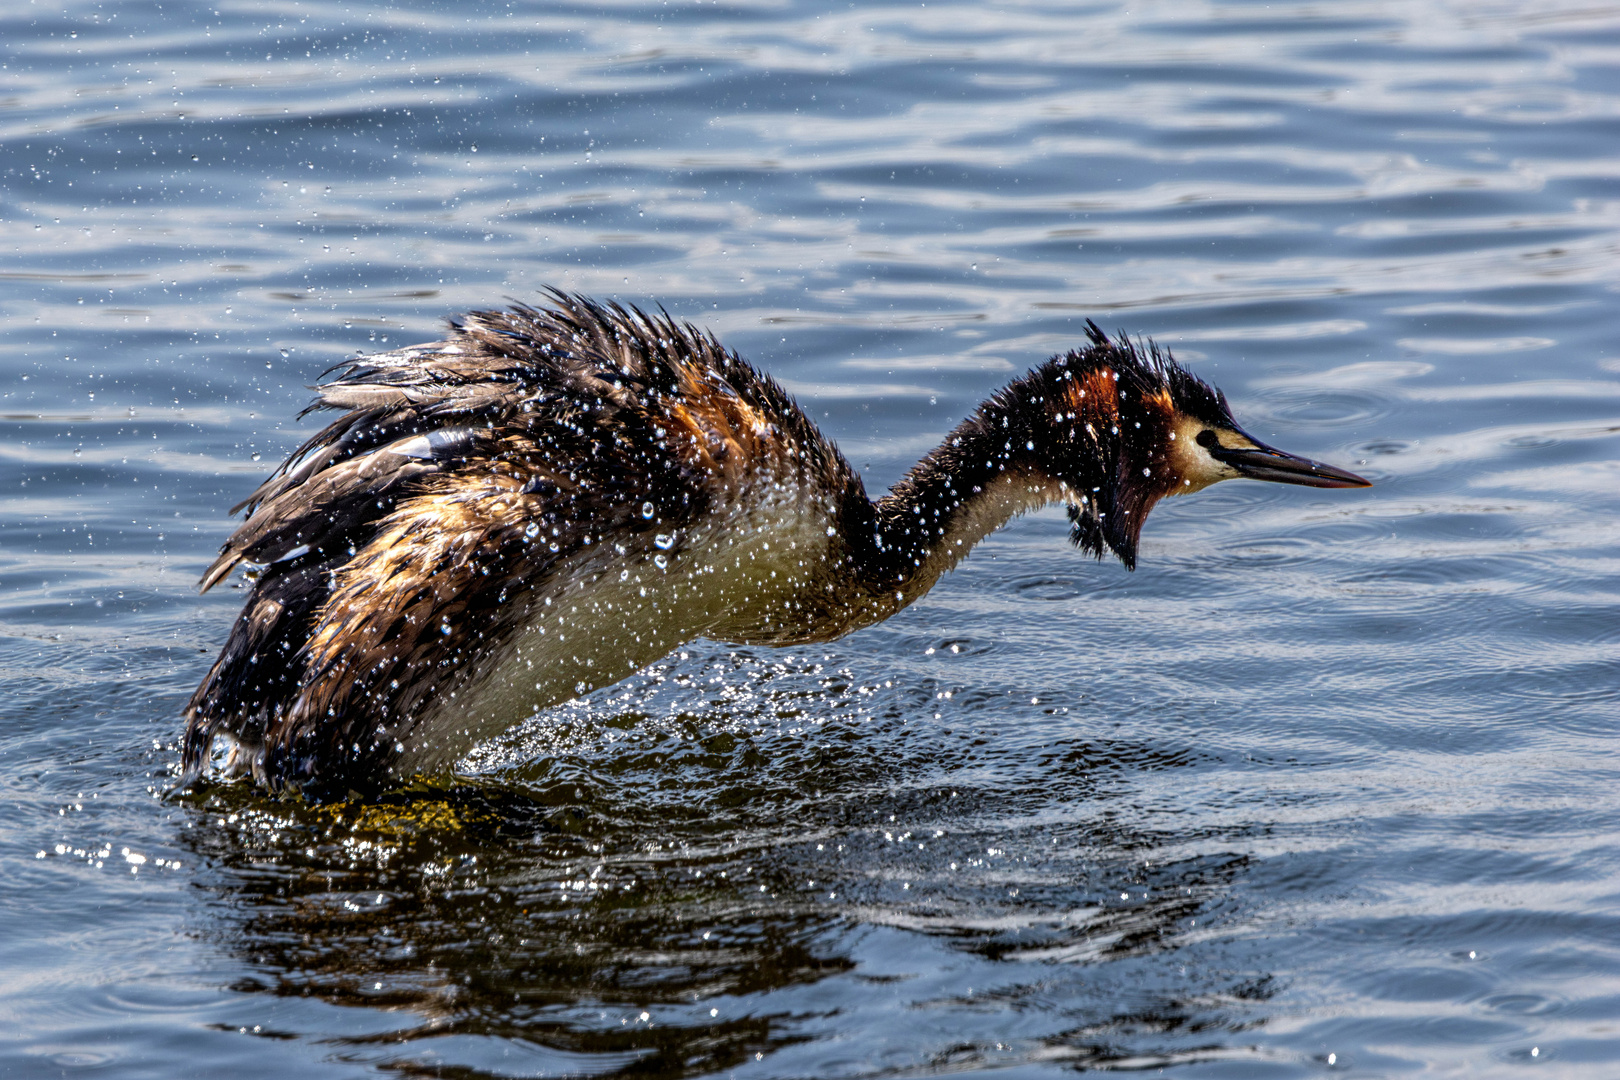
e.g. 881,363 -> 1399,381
1210,439 -> 1372,489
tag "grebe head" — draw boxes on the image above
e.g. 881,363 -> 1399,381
1020,322 -> 1370,569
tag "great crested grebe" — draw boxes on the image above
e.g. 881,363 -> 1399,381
181,290 -> 1369,799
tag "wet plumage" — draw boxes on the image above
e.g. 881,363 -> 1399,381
182,290 -> 1369,800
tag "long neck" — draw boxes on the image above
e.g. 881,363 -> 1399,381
837,388 -> 1079,613
817,344 -> 1195,635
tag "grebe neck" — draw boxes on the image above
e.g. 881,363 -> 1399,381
851,386 -> 1081,607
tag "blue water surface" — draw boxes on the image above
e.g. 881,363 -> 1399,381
1,0 -> 1618,1076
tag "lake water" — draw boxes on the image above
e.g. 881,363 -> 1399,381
3,0 -> 1618,1076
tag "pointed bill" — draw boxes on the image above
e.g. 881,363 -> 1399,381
1209,440 -> 1371,489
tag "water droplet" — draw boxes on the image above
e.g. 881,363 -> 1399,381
641,502 -> 654,518
524,522 -> 540,539
654,533 -> 675,550
250,452 -> 261,461
653,554 -> 668,569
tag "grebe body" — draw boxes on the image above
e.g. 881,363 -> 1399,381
182,291 -> 1368,799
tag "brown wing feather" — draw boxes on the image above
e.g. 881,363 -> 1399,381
184,289 -> 863,798
258,464 -> 605,794
201,442 -> 449,592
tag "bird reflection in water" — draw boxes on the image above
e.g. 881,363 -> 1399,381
178,662 -> 1276,1077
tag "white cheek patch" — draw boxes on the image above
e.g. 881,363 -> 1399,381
1169,419 -> 1242,493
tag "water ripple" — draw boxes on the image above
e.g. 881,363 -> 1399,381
3,0 -> 1620,1076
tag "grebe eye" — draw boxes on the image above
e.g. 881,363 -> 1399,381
1195,430 -> 1219,449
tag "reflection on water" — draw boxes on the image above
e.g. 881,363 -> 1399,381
186,789 -> 846,1076
180,674 -> 1264,1077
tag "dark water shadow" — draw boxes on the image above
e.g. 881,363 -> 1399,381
174,694 -> 1274,1079
180,779 -> 838,1077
